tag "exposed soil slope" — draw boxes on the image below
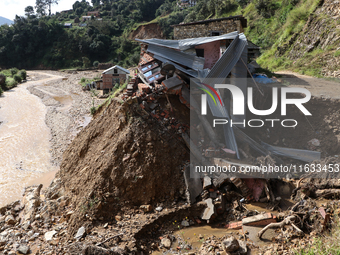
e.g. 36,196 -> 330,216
129,23 -> 165,40
57,97 -> 189,234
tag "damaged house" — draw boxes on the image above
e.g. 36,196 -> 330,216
129,19 -> 321,225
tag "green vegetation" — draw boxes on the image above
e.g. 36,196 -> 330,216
91,82 -> 127,115
0,68 -> 26,93
179,0 -> 326,76
294,219 -> 340,254
0,0 -> 185,70
79,77 -> 100,87
0,0 -> 331,76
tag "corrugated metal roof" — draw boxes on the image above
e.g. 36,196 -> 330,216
152,54 -> 199,77
136,32 -> 238,51
261,142 -> 321,162
147,44 -> 205,70
102,65 -> 130,74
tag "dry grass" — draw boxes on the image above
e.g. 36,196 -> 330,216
294,218 -> 340,255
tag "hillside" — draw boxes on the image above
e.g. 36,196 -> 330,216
0,0 -> 184,69
0,0 -> 339,77
0,16 -> 13,26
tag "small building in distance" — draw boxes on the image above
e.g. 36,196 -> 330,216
102,66 -> 130,92
172,15 -> 247,40
64,23 -> 72,28
82,16 -> 92,22
178,0 -> 197,8
87,11 -> 100,17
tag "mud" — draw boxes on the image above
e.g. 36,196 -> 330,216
57,96 -> 190,236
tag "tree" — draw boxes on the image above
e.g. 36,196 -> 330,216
91,0 -> 100,7
35,0 -> 59,16
35,0 -> 47,16
24,6 -> 35,17
82,57 -> 91,68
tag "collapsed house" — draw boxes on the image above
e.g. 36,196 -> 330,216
127,28 -> 323,225
133,31 -> 249,158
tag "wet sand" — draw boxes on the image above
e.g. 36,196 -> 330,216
0,70 -> 103,207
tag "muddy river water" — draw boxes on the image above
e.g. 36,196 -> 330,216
0,75 -> 59,207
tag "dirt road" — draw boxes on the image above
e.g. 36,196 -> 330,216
277,70 -> 340,99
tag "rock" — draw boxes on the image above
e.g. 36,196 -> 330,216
0,238 -> 6,246
181,220 -> 189,227
115,216 -> 122,221
308,138 -> 320,147
155,206 -> 163,212
161,238 -> 172,249
238,240 -> 247,255
201,198 -> 215,220
83,245 -> 123,254
21,185 -> 42,222
103,223 -> 108,228
140,205 -> 152,212
27,230 -> 34,237
203,176 -> 212,189
17,245 -> 30,254
29,232 -> 40,241
222,236 -> 239,252
44,230 -> 57,241
5,215 -> 16,225
22,221 -> 31,230
264,250 -> 273,255
74,226 -> 86,240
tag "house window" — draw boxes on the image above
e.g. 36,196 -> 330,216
211,31 -> 221,36
114,68 -> 118,74
139,61 -> 159,74
196,49 -> 204,58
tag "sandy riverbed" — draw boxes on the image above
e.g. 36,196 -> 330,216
0,70 -> 104,205
27,70 -> 104,166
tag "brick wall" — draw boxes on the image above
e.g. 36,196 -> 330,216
173,19 -> 243,40
102,74 -> 127,90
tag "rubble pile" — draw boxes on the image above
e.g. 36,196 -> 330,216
257,199 -> 340,254
198,235 -> 249,255
3,27 -> 340,255
0,182 -> 207,254
56,96 -> 192,237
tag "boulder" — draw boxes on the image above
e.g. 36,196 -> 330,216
222,236 -> 239,252
161,238 -> 171,249
44,230 -> 57,241
75,226 -> 86,240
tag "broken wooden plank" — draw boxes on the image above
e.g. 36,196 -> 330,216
242,213 -> 276,227
225,221 -> 242,230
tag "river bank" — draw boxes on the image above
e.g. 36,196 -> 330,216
0,70 -> 103,207
27,70 -> 103,166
